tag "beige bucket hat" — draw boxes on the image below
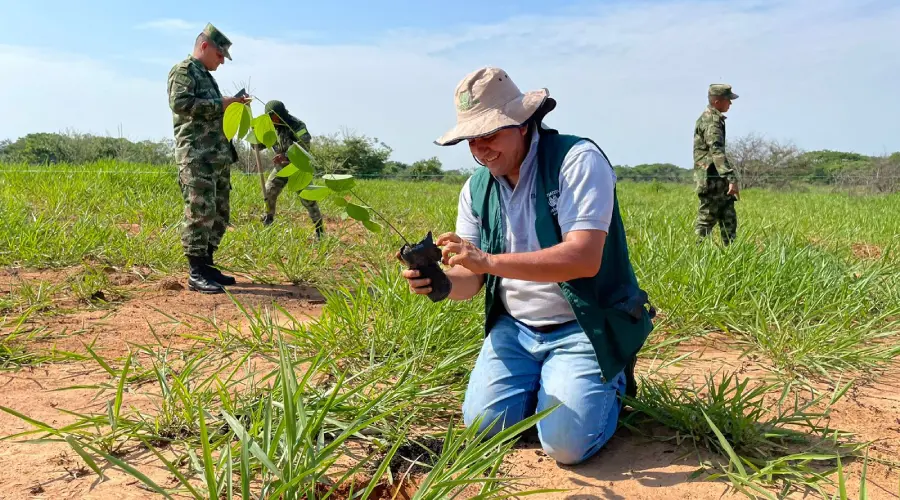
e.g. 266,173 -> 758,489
435,67 -> 553,146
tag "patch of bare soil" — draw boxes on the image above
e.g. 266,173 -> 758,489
0,362 -> 173,499
3,266 -> 323,357
852,242 -> 884,260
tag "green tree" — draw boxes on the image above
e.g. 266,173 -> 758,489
614,163 -> 691,183
406,157 -> 443,180
310,132 -> 392,177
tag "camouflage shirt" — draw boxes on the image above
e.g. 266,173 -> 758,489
266,116 -> 311,167
167,56 -> 237,165
693,105 -> 736,187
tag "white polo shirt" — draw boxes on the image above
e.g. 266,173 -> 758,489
454,128 -> 617,327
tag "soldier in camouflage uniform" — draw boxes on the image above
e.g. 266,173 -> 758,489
693,84 -> 740,245
258,100 -> 325,238
167,23 -> 250,293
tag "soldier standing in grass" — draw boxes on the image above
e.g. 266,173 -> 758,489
400,67 -> 654,465
694,84 -> 740,245
258,100 -> 325,239
167,23 -> 249,293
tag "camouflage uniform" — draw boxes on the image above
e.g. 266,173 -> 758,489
260,100 -> 324,235
167,23 -> 237,292
693,84 -> 739,245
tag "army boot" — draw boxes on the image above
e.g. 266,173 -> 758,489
261,213 -> 274,226
206,245 -> 236,286
187,255 -> 224,294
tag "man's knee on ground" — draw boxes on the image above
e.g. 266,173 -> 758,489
538,425 -> 600,465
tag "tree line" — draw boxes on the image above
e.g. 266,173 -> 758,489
0,130 -> 469,183
614,133 -> 900,193
3,130 -> 898,193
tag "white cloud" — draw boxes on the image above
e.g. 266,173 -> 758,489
136,18 -> 196,32
0,45 -> 172,143
4,0 -> 900,172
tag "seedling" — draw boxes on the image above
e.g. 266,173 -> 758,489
223,99 -> 386,232
223,98 -> 451,299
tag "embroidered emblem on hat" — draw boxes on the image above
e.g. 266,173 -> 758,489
457,90 -> 479,112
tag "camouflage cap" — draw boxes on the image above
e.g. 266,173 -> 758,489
264,100 -> 289,118
709,83 -> 738,100
202,23 -> 232,60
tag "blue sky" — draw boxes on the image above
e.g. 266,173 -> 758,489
2,0 -> 585,45
3,0 -> 900,171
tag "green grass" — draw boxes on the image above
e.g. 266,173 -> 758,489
1,161 -> 899,498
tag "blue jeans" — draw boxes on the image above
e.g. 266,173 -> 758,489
462,314 -> 626,465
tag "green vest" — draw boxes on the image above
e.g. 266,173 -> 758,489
468,129 -> 654,381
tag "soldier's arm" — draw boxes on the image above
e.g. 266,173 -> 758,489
293,121 -> 312,150
704,119 -> 737,185
167,69 -> 223,119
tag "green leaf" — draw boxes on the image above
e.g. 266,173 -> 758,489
198,409 -> 218,499
253,115 -> 277,149
243,128 -> 259,145
299,185 -> 332,201
322,174 -> 355,192
223,103 -> 246,140
363,220 -> 382,233
702,410 -> 748,478
65,437 -> 105,479
287,143 -> 313,174
345,202 -> 370,222
333,197 -> 348,208
287,170 -> 313,192
220,411 -> 283,481
113,354 -> 131,419
238,104 -> 252,140
859,448 -> 869,499
275,164 -> 298,178
85,443 -> 175,499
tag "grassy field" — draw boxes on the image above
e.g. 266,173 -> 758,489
0,161 -> 899,499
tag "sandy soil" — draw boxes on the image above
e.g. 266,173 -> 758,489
0,267 -> 897,499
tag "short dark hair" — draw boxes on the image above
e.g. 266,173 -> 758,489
195,33 -> 210,48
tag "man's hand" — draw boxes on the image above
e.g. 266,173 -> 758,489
396,251 -> 433,296
437,232 -> 493,275
727,183 -> 739,196
222,96 -> 251,108
272,153 -> 289,166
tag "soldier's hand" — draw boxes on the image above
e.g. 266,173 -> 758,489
727,183 -> 739,196
222,96 -> 251,108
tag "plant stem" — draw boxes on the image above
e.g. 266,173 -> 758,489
348,189 -> 410,246
246,95 -> 410,246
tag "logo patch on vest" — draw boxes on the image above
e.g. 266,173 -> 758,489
547,189 -> 560,216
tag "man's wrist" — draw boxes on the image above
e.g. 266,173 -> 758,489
484,252 -> 497,275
